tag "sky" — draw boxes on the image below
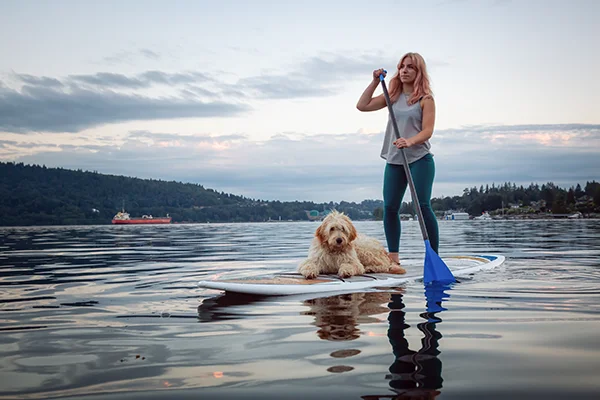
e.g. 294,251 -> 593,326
1,0 -> 599,203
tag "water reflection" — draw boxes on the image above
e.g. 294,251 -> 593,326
3,221 -> 599,399
363,283 -> 452,400
301,292 -> 392,341
197,292 -> 270,322
198,282 -> 452,399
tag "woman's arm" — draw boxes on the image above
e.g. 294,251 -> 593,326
356,69 -> 390,112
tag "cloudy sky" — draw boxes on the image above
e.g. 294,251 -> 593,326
1,0 -> 599,203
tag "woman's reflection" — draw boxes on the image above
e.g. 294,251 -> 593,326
364,282 -> 451,400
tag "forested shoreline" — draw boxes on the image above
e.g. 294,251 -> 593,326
1,162 -> 598,226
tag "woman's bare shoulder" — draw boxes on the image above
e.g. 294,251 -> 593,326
420,94 -> 435,107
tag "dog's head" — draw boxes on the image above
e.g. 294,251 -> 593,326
315,210 -> 358,252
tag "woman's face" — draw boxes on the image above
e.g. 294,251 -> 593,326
398,57 -> 418,84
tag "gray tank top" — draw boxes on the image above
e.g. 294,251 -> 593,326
380,93 -> 432,165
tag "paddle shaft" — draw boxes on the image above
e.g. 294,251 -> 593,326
378,75 -> 429,241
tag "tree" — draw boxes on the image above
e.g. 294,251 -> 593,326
551,192 -> 568,214
567,189 -> 576,205
483,194 -> 503,211
373,207 -> 383,221
541,184 -> 555,209
467,199 -> 483,216
585,181 -> 600,197
575,183 -> 585,198
594,187 -> 600,210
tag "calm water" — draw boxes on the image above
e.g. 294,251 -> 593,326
1,220 -> 599,400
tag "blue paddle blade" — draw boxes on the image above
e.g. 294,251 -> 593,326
423,240 -> 456,284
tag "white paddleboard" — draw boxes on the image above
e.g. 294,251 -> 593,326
198,254 -> 505,296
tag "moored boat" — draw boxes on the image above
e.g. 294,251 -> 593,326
112,210 -> 171,224
474,211 -> 493,220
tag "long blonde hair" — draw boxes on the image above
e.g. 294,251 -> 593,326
388,52 -> 433,105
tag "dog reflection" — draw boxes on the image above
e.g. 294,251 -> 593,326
302,292 -> 394,341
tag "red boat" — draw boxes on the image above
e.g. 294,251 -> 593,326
112,210 -> 172,225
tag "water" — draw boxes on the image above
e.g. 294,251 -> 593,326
1,220 -> 599,399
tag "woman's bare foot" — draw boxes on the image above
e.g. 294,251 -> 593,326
387,252 -> 400,264
387,252 -> 405,274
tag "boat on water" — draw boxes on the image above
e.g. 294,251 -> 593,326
474,211 -> 493,220
111,210 -> 172,225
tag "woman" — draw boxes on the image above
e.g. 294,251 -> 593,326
356,52 -> 439,267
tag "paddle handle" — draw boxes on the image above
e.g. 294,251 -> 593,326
378,72 -> 429,241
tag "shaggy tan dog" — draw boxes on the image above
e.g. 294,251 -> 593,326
298,210 -> 406,279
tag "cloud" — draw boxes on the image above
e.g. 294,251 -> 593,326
102,48 -> 163,65
234,51 -> 449,100
0,78 -> 250,133
69,73 -> 147,89
139,48 -> 160,60
67,70 -> 214,90
14,74 -> 64,88
7,123 -> 599,202
236,74 -> 338,99
0,51 -> 450,134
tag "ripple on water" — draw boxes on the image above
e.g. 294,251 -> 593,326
0,220 -> 599,399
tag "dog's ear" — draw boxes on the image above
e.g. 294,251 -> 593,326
348,223 -> 357,242
343,215 -> 358,242
315,222 -> 327,244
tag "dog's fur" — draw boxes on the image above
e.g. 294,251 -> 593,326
298,210 -> 406,279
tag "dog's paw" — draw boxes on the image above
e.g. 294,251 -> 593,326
301,270 -> 319,279
338,263 -> 364,278
337,269 -> 352,278
298,262 -> 319,279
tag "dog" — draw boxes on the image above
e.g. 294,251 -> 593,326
298,210 -> 406,279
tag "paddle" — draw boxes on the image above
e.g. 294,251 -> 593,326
378,71 -> 455,284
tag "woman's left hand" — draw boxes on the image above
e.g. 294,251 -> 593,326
393,138 -> 413,148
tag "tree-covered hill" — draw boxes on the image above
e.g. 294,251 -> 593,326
1,161 -> 598,226
0,162 -> 379,225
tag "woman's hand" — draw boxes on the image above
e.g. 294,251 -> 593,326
372,68 -> 386,81
393,138 -> 413,148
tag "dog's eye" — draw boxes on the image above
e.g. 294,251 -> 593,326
341,227 -> 346,232
330,227 -> 334,232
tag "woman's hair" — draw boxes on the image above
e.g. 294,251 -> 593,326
388,52 -> 433,105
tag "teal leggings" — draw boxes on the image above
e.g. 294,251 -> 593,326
383,153 -> 439,254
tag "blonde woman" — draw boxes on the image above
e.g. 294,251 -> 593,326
356,52 -> 439,267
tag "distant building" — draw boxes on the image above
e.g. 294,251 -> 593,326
444,211 -> 469,220
530,200 -> 546,211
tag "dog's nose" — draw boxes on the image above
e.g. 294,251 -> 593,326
336,238 -> 343,244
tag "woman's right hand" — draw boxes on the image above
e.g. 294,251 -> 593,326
372,68 -> 386,81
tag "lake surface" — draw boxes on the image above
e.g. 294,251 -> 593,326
1,219 -> 599,400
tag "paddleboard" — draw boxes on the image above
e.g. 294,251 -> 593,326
198,254 -> 505,296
